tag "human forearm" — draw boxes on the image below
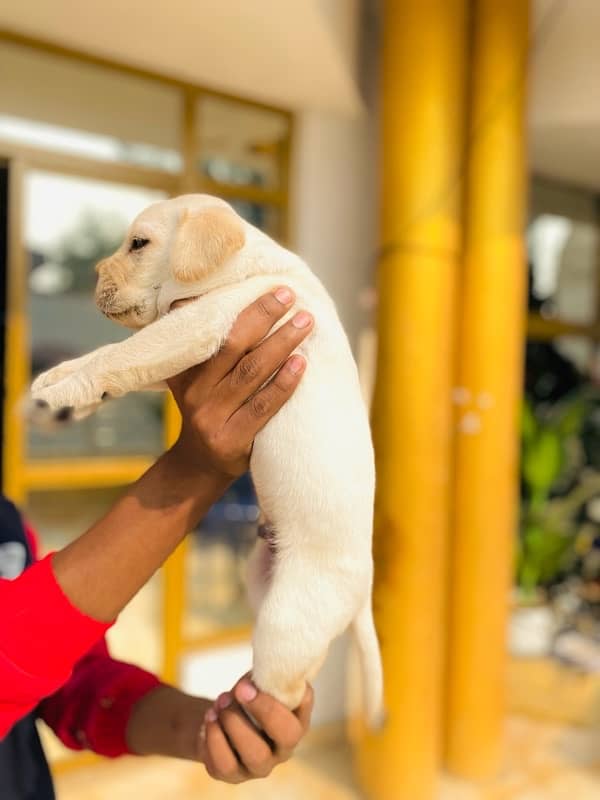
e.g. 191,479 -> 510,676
49,288 -> 309,624
52,452 -> 229,622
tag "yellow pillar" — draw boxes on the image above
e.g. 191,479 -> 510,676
355,2 -> 468,797
3,159 -> 27,506
161,395 -> 186,683
445,0 -> 529,778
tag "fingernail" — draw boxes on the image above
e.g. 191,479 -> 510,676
274,287 -> 293,305
288,355 -> 305,375
237,680 -> 258,703
205,708 -> 217,723
217,692 -> 232,710
292,311 -> 312,329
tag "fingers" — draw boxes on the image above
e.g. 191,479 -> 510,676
217,309 -> 312,409
232,678 -> 313,757
202,680 -> 313,783
206,288 -> 297,383
218,704 -> 275,779
294,684 -> 315,732
225,353 -> 306,440
203,713 -> 247,784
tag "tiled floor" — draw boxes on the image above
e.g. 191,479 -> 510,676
54,715 -> 600,800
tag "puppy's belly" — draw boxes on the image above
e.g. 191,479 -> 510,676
250,357 -> 375,553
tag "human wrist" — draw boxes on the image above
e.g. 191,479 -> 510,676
127,685 -> 212,760
162,440 -> 239,487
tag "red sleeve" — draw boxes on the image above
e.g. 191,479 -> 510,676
0,554 -> 111,739
39,638 -> 162,757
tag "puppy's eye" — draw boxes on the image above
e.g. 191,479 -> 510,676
130,237 -> 149,252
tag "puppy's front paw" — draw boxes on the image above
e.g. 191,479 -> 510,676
25,396 -> 74,429
27,374 -> 103,427
32,359 -> 82,393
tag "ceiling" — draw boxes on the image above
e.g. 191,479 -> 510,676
0,0 -> 362,116
530,0 -> 600,190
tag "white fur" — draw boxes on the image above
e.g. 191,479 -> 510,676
29,194 -> 384,726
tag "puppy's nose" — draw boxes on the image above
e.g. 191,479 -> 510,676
95,279 -> 116,309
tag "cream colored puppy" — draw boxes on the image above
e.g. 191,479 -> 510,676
29,194 -> 383,726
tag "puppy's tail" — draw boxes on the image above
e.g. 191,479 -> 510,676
352,599 -> 385,731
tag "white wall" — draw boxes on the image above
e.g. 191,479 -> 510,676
291,0 -> 379,353
291,109 -> 378,352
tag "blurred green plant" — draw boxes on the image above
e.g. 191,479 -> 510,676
518,391 -> 600,595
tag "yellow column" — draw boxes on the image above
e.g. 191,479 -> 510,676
445,0 -> 529,778
3,159 -> 28,506
355,2 -> 468,797
161,395 -> 186,683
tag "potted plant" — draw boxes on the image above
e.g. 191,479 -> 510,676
511,391 -> 600,656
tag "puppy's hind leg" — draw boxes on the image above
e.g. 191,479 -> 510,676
251,551 -> 358,710
245,534 -> 274,614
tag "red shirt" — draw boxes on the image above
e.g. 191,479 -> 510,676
0,526 -> 162,757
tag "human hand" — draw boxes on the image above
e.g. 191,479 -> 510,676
166,288 -> 312,480
127,677 -> 313,783
200,675 -> 314,783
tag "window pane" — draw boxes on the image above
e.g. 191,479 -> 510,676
198,96 -> 289,190
183,474 -> 259,640
0,41 -> 182,171
25,171 -> 167,460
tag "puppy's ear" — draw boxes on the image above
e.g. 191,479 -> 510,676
170,206 -> 245,283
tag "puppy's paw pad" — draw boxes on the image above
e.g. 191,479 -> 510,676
55,406 -> 74,422
25,395 -> 77,429
24,395 -> 54,428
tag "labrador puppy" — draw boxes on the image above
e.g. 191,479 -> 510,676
29,194 -> 383,726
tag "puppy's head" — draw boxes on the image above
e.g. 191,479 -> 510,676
95,194 -> 246,328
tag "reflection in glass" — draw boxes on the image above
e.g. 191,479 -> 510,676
198,96 -> 289,190
0,40 -> 182,171
0,115 -> 182,172
25,171 -> 167,459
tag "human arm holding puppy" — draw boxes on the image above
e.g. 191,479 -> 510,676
52,286 -> 311,621
0,288 -> 313,781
